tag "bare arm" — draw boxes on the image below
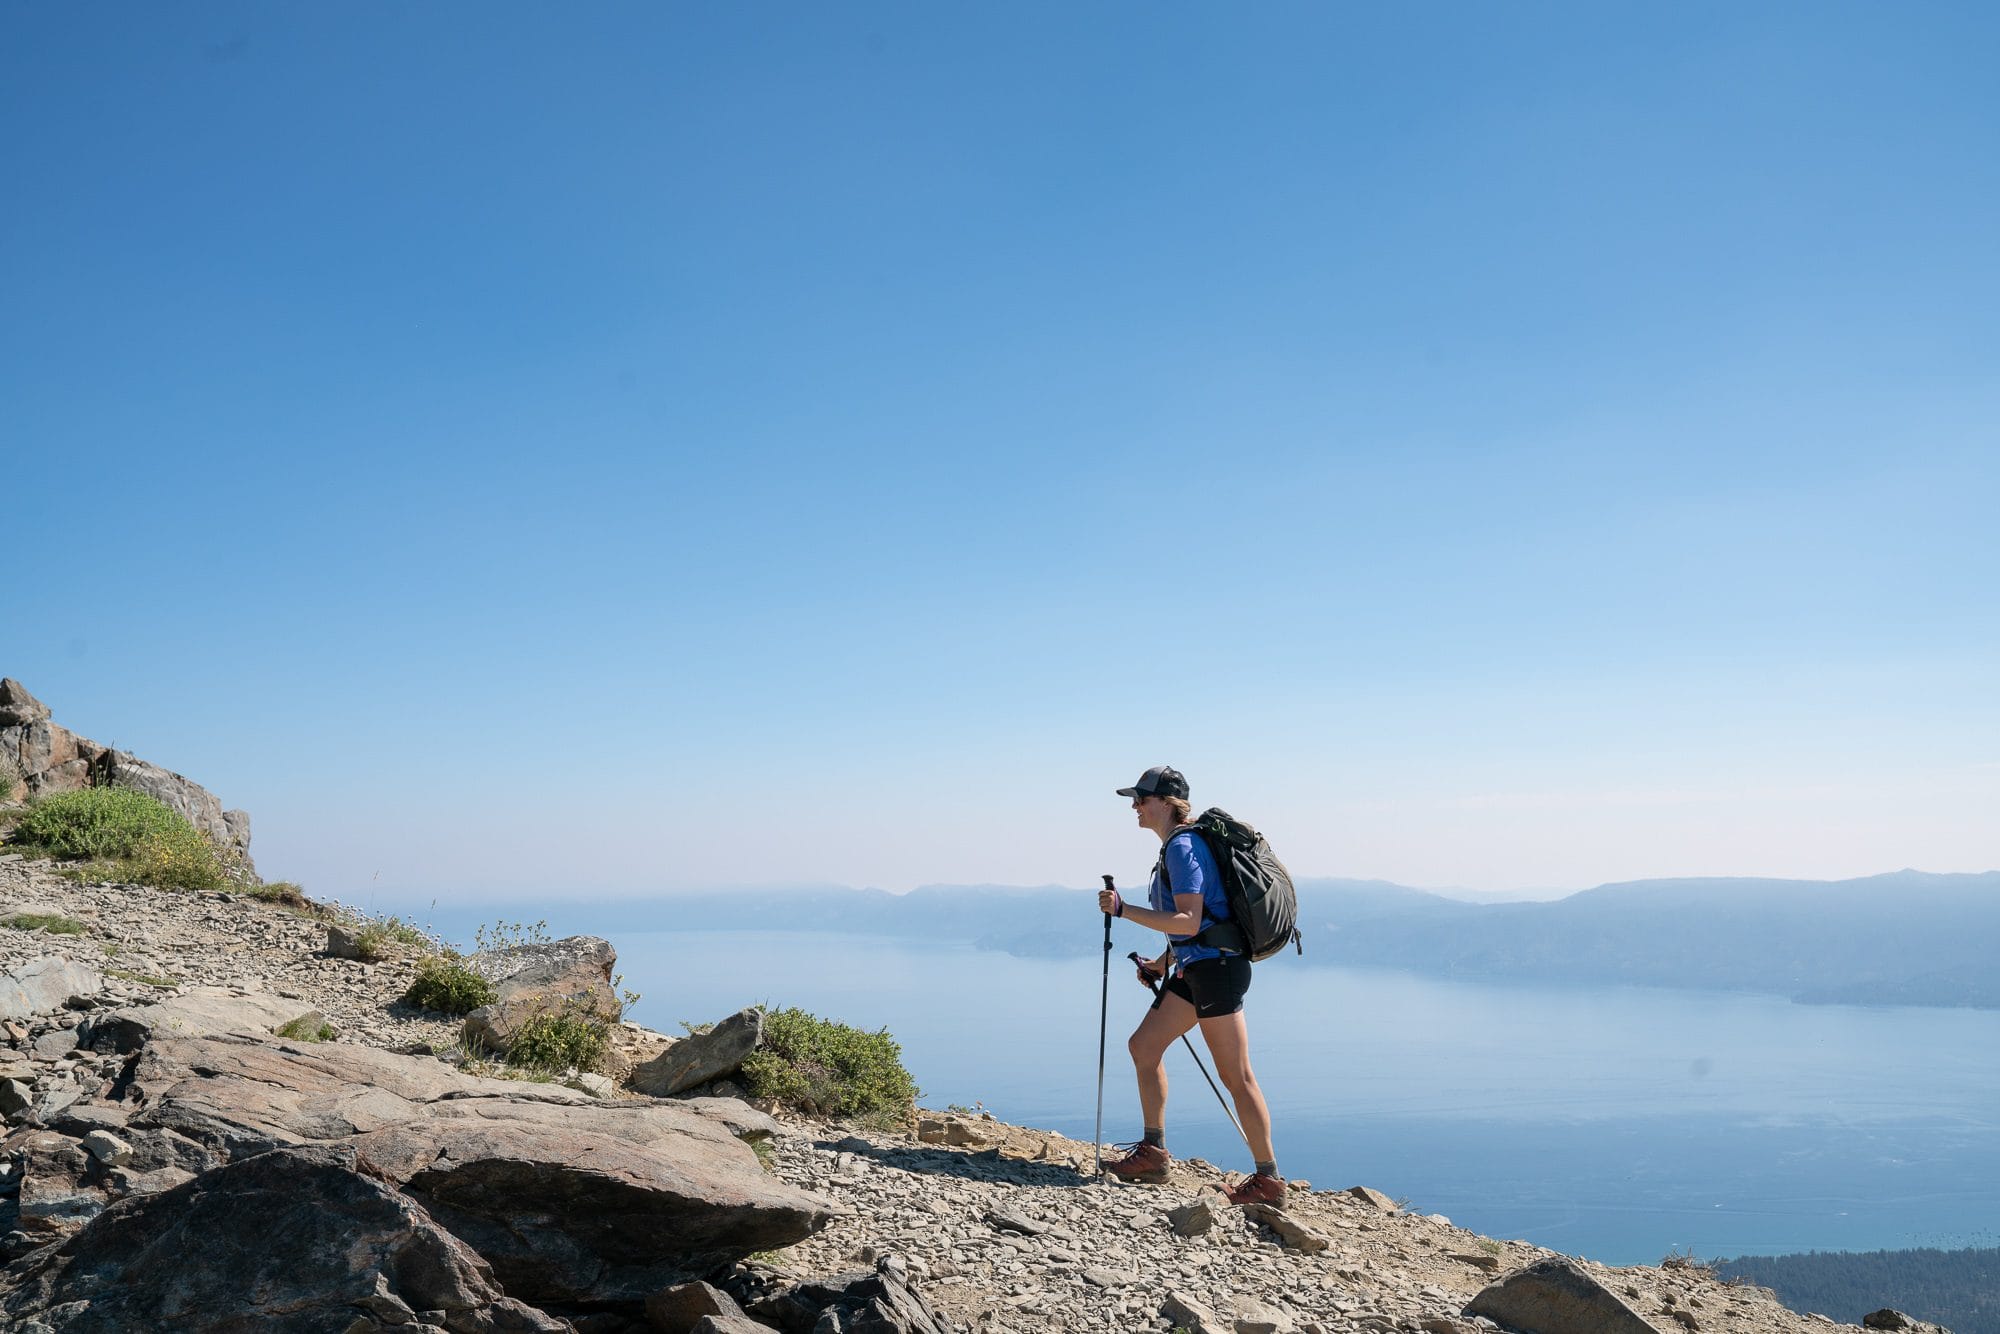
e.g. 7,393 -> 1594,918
1116,891 -> 1206,940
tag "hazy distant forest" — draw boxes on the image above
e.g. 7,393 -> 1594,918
1715,1248 -> 2000,1334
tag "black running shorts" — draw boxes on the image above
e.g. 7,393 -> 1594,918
1152,954 -> 1252,1018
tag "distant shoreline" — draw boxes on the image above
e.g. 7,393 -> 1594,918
412,868 -> 2000,1015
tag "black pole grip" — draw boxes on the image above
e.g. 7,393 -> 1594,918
1127,950 -> 1162,995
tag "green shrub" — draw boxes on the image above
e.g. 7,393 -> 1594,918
129,823 -> 226,891
12,788 -> 226,890
15,788 -> 181,859
346,915 -> 428,962
404,954 -> 498,1016
276,1014 -> 338,1042
106,967 -> 178,988
245,881 -> 312,909
3,912 -> 89,935
505,1006 -> 611,1074
739,1007 -> 919,1125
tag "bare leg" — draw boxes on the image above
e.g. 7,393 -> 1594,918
1128,991 -> 1197,1133
1197,1010 -> 1276,1165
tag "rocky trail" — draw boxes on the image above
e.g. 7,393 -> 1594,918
0,851 -> 1943,1334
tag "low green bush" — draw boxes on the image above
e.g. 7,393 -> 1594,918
346,915 -> 428,962
129,823 -> 227,891
739,1006 -> 919,1125
11,788 -> 226,890
245,881 -> 312,909
106,967 -> 178,988
3,912 -> 89,935
404,954 -> 498,1016
276,1014 -> 338,1042
505,1006 -> 611,1074
14,788 -> 181,859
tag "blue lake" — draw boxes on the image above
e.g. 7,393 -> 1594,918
461,921 -> 2000,1268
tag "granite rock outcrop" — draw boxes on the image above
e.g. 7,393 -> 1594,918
0,679 -> 255,873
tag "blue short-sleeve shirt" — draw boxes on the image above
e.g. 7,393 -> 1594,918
1149,830 -> 1235,973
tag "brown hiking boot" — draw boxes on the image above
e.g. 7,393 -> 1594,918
1225,1172 -> 1288,1207
1101,1141 -> 1170,1184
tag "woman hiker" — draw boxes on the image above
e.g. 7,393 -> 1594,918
1095,765 -> 1285,1207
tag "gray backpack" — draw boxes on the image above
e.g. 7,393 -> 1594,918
1158,808 -> 1303,962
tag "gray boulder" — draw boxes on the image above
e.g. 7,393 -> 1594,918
1864,1313 -> 1952,1334
648,1279 -> 751,1333
1229,1294 -> 1295,1334
0,957 -> 105,1021
1345,1185 -> 1399,1212
1167,1196 -> 1217,1237
324,922 -> 375,959
743,1261 -> 950,1334
80,986 -> 323,1053
117,1034 -> 832,1307
692,1316 -> 776,1334
1463,1257 -> 1663,1334
629,1007 -> 765,1097
460,935 -> 621,1056
1242,1202 -> 1329,1253
1162,1290 -> 1228,1334
0,1145 -> 570,1332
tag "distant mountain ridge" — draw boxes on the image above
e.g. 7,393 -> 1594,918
1311,869 -> 2000,1009
584,869 -> 2000,1011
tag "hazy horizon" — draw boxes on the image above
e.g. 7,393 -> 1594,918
332,865 -> 1998,915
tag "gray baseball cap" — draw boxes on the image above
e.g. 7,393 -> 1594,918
1116,766 -> 1189,801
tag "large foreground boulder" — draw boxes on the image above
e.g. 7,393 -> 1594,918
0,1145 -> 569,1332
1464,1257 -> 1663,1333
113,1034 -> 832,1306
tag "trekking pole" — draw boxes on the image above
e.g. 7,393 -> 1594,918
1094,874 -> 1114,1178
1127,950 -> 1250,1149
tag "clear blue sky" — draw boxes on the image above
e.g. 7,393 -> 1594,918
6,4 -> 1996,905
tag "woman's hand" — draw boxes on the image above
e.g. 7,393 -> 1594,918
1134,956 -> 1165,990
1096,887 -> 1122,916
